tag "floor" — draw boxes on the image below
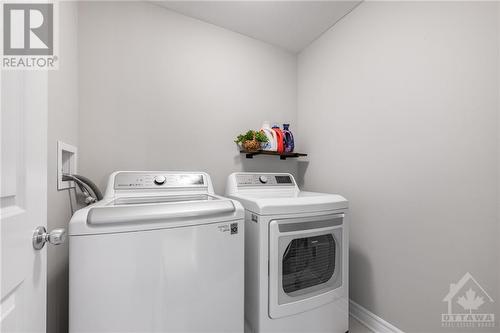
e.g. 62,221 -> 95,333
349,316 -> 373,333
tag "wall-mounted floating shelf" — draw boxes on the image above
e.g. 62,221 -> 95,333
241,150 -> 307,160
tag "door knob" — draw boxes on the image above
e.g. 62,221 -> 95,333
32,226 -> 67,250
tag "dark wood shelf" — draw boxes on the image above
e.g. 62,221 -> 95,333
240,150 -> 307,160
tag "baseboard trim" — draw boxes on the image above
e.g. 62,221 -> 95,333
349,300 -> 405,333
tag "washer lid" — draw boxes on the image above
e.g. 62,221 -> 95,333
69,195 -> 244,236
230,191 -> 348,215
111,194 -> 219,206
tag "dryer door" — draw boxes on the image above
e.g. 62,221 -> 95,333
268,213 -> 344,319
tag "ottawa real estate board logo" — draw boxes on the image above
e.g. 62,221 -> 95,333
442,272 -> 495,329
2,2 -> 58,69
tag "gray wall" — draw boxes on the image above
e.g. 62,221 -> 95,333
77,1 -> 298,194
47,2 -> 79,333
48,2 -> 499,332
47,3 -> 298,331
297,2 -> 499,332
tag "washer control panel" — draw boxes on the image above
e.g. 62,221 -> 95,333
235,174 -> 295,187
114,172 -> 206,189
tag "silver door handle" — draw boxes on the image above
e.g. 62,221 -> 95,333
32,226 -> 67,250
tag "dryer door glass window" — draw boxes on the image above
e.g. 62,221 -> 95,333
282,234 -> 335,294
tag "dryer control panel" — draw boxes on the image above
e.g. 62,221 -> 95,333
235,173 -> 295,187
114,172 -> 206,190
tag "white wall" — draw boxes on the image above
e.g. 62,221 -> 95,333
297,2 -> 499,332
47,2 -> 79,332
50,2 -> 499,332
77,1 -> 298,194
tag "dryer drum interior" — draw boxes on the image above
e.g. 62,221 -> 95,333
282,234 -> 336,294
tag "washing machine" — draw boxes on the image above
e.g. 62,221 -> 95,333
226,172 -> 348,333
69,171 -> 244,333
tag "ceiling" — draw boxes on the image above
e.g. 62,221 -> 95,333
155,1 -> 361,53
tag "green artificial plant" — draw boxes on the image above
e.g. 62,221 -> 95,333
234,130 -> 269,144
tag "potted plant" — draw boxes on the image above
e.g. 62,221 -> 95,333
234,130 -> 269,152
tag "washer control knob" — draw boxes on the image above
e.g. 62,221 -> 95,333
259,176 -> 268,184
154,175 -> 166,185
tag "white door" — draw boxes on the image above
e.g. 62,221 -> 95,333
1,70 -> 48,332
268,213 -> 345,319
